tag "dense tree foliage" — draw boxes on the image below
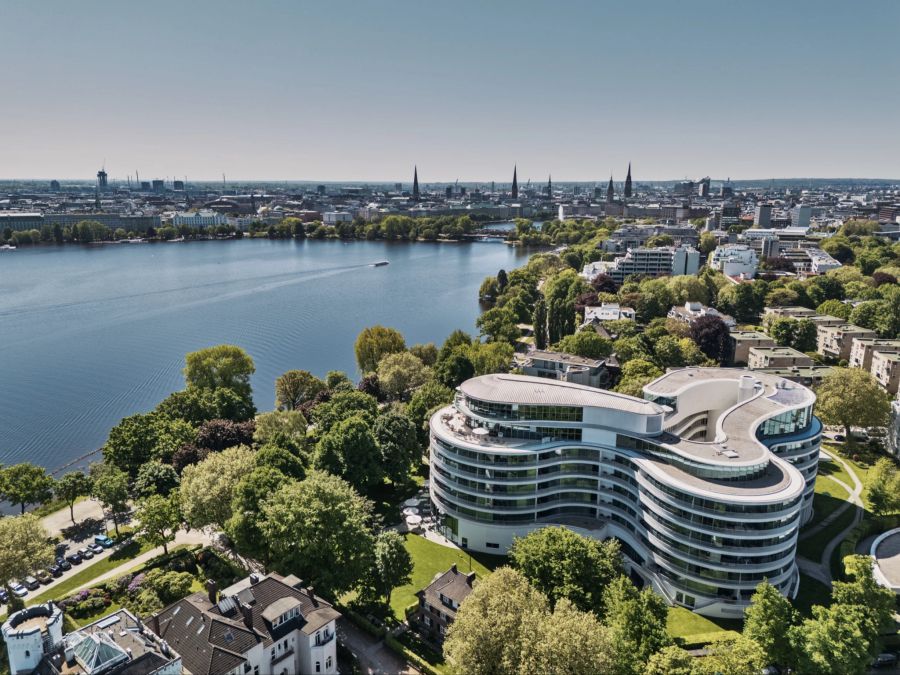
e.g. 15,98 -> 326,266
1,463 -> 55,514
815,368 -> 891,440
354,325 -> 406,373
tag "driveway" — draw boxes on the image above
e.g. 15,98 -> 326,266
337,618 -> 420,675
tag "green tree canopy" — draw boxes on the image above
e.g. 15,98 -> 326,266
90,462 -> 130,536
865,458 -> 900,516
274,370 -> 326,410
376,351 -> 431,400
367,530 -> 413,605
554,330 -> 614,359
1,463 -> 55,514
313,415 -> 383,493
225,466 -> 292,563
815,368 -> 891,440
601,576 -> 670,675
0,515 -> 55,593
374,411 -> 420,486
134,493 -> 181,555
312,390 -> 378,434
354,325 -> 406,373
743,580 -> 797,667
55,471 -> 93,524
134,460 -> 180,498
183,345 -> 255,402
179,445 -> 255,530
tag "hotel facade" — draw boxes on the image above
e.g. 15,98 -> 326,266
428,369 -> 820,618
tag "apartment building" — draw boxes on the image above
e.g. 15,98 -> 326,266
729,331 -> 776,365
668,302 -> 736,328
753,366 -> 835,388
414,564 -> 476,643
849,338 -> 900,371
519,350 -> 610,389
583,246 -> 700,285
583,303 -> 636,323
748,347 -> 814,369
429,370 -> 820,618
150,573 -> 339,675
872,351 -> 900,395
708,244 -> 759,279
816,324 -> 878,361
173,210 -> 229,227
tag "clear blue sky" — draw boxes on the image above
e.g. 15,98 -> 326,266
2,0 -> 898,182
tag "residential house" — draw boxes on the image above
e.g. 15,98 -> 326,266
150,573 -> 340,675
519,350 -> 610,389
816,324 -> 878,361
872,351 -> 900,395
414,564 -> 476,643
583,303 -> 636,323
668,301 -> 736,329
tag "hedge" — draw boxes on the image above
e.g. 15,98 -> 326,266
677,630 -> 742,650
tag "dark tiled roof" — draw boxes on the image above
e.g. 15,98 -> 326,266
150,573 -> 340,675
416,565 -> 475,620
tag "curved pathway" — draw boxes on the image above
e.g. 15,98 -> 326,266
797,450 -> 865,585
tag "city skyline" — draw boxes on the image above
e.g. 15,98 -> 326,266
2,0 -> 898,181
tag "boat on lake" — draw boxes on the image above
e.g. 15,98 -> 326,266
371,260 -> 389,267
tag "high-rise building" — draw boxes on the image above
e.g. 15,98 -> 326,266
606,175 -> 615,203
754,204 -> 773,227
428,370 -> 820,617
151,179 -> 164,193
698,177 -> 711,198
50,179 -> 60,191
791,205 -> 811,228
413,166 -> 420,201
624,162 -> 632,198
173,180 -> 185,191
511,165 -> 518,200
96,168 -> 108,189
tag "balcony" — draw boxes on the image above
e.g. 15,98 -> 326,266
315,630 -> 335,647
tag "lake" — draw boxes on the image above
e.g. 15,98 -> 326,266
0,238 -> 529,471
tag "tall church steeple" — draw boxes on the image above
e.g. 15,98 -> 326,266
606,175 -> 615,203
412,166 -> 420,201
547,174 -> 552,199
624,162 -> 632,199
511,165 -> 518,200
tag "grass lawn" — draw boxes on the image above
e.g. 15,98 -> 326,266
793,573 -> 831,616
797,498 -> 859,561
666,607 -> 740,645
388,534 -> 496,620
816,456 -> 854,491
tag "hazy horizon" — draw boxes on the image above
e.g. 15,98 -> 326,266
2,0 -> 898,181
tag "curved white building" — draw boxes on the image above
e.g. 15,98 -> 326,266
428,368 -> 821,618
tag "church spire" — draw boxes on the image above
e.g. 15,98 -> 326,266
606,175 -> 614,203
412,166 -> 420,201
547,174 -> 552,199
511,165 -> 518,199
624,162 -> 632,199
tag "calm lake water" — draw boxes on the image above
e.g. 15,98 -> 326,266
0,238 -> 528,471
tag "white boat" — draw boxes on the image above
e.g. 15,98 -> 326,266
371,260 -> 389,267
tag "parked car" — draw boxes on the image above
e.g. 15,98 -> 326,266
34,570 -> 53,585
78,547 -> 94,559
0,588 -> 9,603
56,557 -> 72,571
94,535 -> 114,548
874,653 -> 898,668
88,543 -> 104,555
48,564 -> 63,578
9,582 -> 28,597
66,552 -> 83,565
23,576 -> 40,591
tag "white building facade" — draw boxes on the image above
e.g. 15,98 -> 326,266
172,210 -> 229,227
429,370 -> 820,618
709,244 -> 759,279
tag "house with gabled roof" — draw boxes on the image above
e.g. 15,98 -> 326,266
414,564 -> 475,643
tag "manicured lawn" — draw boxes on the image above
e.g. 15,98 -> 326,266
666,607 -> 740,646
816,457 -> 854,491
793,573 -> 831,616
797,498 -> 859,561
389,534 -> 494,620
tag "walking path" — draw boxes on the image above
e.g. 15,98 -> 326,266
338,618 -> 421,675
41,498 -> 105,538
797,450 -> 865,585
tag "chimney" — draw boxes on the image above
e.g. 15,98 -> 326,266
206,579 -> 218,605
450,563 -> 457,574
306,587 -> 319,607
249,573 -> 260,585
466,572 -> 476,587
151,614 -> 161,637
240,602 -> 254,629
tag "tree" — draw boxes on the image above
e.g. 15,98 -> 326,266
438,329 -> 473,361
134,460 -> 180,497
407,380 -> 454,444
496,268 -> 509,292
467,341 -> 514,375
645,645 -> 694,675
790,604 -> 873,675
261,471 -> 376,598
134,494 -> 181,555
434,351 -> 475,388
56,471 -> 92,524
195,418 -> 255,452
699,231 -> 717,255
325,370 -> 354,392
476,306 -> 521,344
374,411 -> 420,486
815,368 -> 891,442
225,466 -> 292,563
368,531 -> 413,605
793,318 -> 818,351
354,325 -> 406,373
312,390 -> 378,434
253,410 -> 308,452
532,298 -> 548,350
849,300 -> 882,331
601,576 -> 670,675
90,462 -> 130,537
689,315 -> 729,364
816,298 -> 852,320
554,331 -> 613,359
274,370 -> 326,411
832,555 -> 896,637
518,599 -> 615,675
0,515 -> 54,598
183,345 -> 255,402
744,580 -> 797,667
509,527 -> 622,616
0,463 -> 55,514
409,342 -> 438,366
717,283 -> 762,324
693,635 -> 767,675
376,351 -> 430,400
444,567 -> 548,675
314,415 -> 382,493
104,413 -> 197,476
615,359 -> 663,398
865,458 -> 900,516
179,445 -> 256,530
255,445 -> 306,479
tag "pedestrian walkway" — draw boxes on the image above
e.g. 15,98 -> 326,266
338,617 -> 421,675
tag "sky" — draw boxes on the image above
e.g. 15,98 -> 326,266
1,0 -> 898,182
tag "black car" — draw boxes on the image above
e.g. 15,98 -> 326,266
49,564 -> 63,577
66,552 -> 83,565
0,588 -> 8,603
56,557 -> 72,571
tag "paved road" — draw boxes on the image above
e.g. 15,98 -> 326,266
337,618 -> 420,675
797,450 -> 865,585
41,498 -> 106,538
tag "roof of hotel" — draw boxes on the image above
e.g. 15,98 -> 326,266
460,373 -> 663,416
